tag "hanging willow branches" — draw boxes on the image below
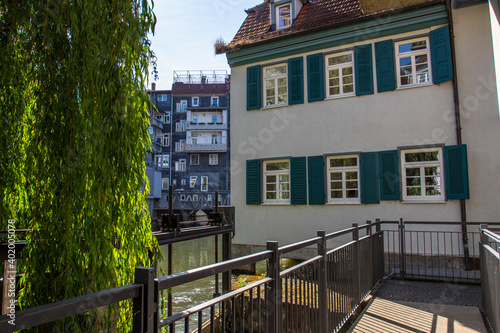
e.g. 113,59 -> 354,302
1,0 -> 158,330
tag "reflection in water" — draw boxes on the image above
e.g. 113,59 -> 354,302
157,237 -> 222,332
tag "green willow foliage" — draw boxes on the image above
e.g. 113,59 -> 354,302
1,0 -> 159,331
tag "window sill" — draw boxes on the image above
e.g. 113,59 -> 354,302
325,93 -> 356,100
327,201 -> 361,205
261,203 -> 291,206
262,104 -> 288,110
397,82 -> 433,90
401,199 -> 446,204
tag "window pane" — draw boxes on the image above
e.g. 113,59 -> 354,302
425,167 -> 440,176
331,181 -> 342,190
328,54 -> 352,66
405,152 -> 439,162
266,80 -> 275,89
342,67 -> 353,76
266,162 -> 289,171
344,84 -> 354,93
425,176 -> 440,186
265,65 -> 286,77
346,181 -> 358,189
426,187 -> 441,196
406,167 -> 420,177
280,192 -> 290,199
266,175 -> 276,182
329,69 -> 339,78
330,87 -> 340,95
329,78 -> 340,87
330,157 -> 357,167
406,177 -> 421,186
331,191 -> 343,198
279,174 -> 289,183
279,183 -> 290,191
267,184 -> 276,191
407,187 -> 421,196
346,190 -> 358,198
267,192 -> 277,199
345,171 -> 357,180
330,173 -> 342,181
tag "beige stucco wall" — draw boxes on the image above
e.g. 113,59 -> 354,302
453,3 -> 500,222
229,12 -> 499,248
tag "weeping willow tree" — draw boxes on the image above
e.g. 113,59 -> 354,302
1,0 -> 159,330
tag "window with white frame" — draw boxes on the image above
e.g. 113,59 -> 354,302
161,134 -> 169,147
175,120 -> 186,132
396,38 -> 431,88
161,155 -> 169,168
401,148 -> 444,201
162,178 -> 169,190
263,160 -> 290,204
192,97 -> 199,107
211,115 -> 217,124
211,135 -> 218,145
276,3 -> 291,29
211,97 -> 219,106
201,176 -> 208,191
190,154 -> 199,165
264,63 -> 287,107
176,100 -> 187,112
190,176 -> 197,187
157,95 -> 168,102
209,154 -> 218,165
327,155 -> 360,204
175,159 -> 186,172
326,51 -> 355,98
175,140 -> 185,152
164,112 -> 170,124
191,133 -> 198,145
181,179 -> 186,186
192,114 -> 198,124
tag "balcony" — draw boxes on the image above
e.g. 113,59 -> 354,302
150,117 -> 163,129
185,143 -> 227,153
151,141 -> 163,154
188,122 -> 227,130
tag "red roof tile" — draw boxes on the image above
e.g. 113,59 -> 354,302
171,82 -> 229,95
228,0 -> 364,49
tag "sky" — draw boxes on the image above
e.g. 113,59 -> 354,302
148,0 -> 262,90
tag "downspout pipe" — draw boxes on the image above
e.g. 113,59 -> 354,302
446,0 -> 469,268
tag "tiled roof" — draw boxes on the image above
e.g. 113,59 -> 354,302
228,0 -> 364,49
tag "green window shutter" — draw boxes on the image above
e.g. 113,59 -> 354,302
307,53 -> 324,102
291,157 -> 307,205
375,40 -> 396,92
444,145 -> 469,199
354,44 -> 374,96
430,26 -> 453,84
379,150 -> 400,200
246,159 -> 261,204
247,65 -> 261,110
360,152 -> 380,204
288,57 -> 304,105
308,155 -> 325,205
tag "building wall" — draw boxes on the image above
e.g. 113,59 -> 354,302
453,3 -> 500,221
229,7 -> 499,249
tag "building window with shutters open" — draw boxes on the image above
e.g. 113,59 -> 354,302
401,147 -> 444,201
264,64 -> 288,107
325,51 -> 355,98
327,155 -> 360,204
396,37 -> 432,88
263,160 -> 290,204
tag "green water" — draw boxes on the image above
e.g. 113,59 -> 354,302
157,237 -> 223,331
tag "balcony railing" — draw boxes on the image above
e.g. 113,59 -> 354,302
149,117 -> 163,129
150,141 -> 162,154
185,143 -> 227,152
188,122 -> 227,130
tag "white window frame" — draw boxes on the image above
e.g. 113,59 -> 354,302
201,176 -> 208,191
263,159 -> 290,204
209,154 -> 218,165
157,95 -> 168,102
161,154 -> 169,168
162,178 -> 169,190
325,51 -> 355,98
211,115 -> 217,124
190,176 -> 197,188
177,100 -> 187,112
192,114 -> 198,124
211,96 -> 219,106
327,155 -> 360,204
276,3 -> 291,30
161,134 -> 169,147
181,179 -> 186,186
396,37 -> 432,88
175,140 -> 185,152
164,112 -> 170,124
401,147 -> 444,202
190,154 -> 199,165
175,159 -> 186,172
263,63 -> 288,107
192,97 -> 199,107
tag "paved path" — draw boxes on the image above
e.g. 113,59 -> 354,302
348,280 -> 487,333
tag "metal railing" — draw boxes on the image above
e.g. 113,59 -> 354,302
2,219 -> 499,332
480,226 -> 500,333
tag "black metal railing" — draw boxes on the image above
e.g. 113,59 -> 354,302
1,219 -> 499,332
480,225 -> 500,333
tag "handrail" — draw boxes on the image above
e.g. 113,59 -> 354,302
156,251 -> 272,290
159,277 -> 272,328
482,228 -> 500,243
0,284 -> 142,331
279,236 -> 321,255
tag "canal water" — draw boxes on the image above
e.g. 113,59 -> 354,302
157,237 -> 224,331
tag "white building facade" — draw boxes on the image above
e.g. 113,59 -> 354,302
224,0 -> 500,249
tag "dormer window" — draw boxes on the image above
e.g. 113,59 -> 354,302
277,4 -> 291,29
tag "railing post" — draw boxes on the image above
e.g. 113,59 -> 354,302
222,232 -> 232,294
375,218 -> 381,233
352,223 -> 361,303
134,267 -> 157,333
317,230 -> 328,333
399,218 -> 406,279
266,241 -> 281,333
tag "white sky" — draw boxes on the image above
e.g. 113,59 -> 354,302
148,0 -> 262,90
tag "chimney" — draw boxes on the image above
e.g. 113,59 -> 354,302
151,82 -> 156,91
